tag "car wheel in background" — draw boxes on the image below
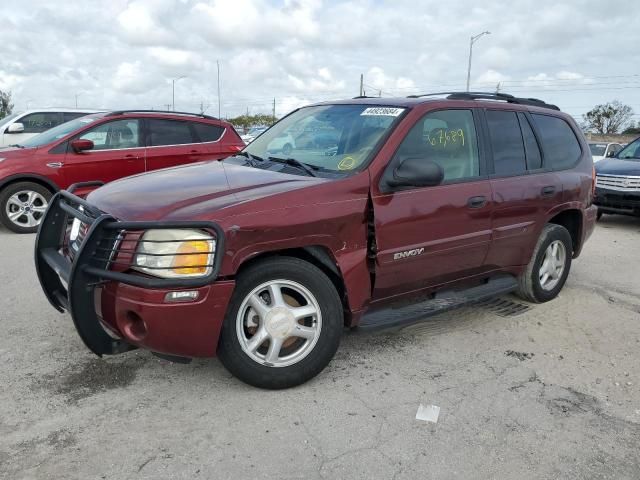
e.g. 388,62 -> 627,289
218,257 -> 343,389
515,224 -> 573,303
0,182 -> 52,234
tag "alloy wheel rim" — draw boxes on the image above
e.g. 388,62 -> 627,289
539,240 -> 566,291
236,279 -> 322,367
5,190 -> 48,228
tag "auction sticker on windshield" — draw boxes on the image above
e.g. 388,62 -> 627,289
360,107 -> 405,117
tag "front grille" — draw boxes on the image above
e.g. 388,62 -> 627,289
596,174 -> 640,191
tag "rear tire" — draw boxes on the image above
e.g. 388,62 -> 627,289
218,257 -> 343,389
516,224 -> 573,303
0,182 -> 52,234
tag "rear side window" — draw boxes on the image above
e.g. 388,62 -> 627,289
518,113 -> 543,170
531,114 -> 581,170
20,112 -> 61,133
192,122 -> 224,142
147,119 -> 195,146
63,112 -> 90,123
486,110 -> 526,176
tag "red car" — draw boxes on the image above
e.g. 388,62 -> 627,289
0,111 -> 244,233
35,93 -> 597,389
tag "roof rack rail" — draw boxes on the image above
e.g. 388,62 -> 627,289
106,110 -> 219,120
407,91 -> 560,111
352,95 -> 380,99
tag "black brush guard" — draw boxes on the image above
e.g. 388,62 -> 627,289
34,189 -> 225,356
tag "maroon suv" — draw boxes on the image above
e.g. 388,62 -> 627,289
0,110 -> 243,233
35,92 -> 597,389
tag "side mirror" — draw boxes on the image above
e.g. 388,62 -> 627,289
606,149 -> 616,158
71,139 -> 94,153
387,157 -> 444,189
7,122 -> 25,133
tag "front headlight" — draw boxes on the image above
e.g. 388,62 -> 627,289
133,229 -> 216,278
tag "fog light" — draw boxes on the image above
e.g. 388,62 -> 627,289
165,291 -> 199,303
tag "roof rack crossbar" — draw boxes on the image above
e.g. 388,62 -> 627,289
406,91 -> 560,111
106,110 -> 219,120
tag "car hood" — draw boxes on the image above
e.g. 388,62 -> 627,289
87,160 -> 327,221
595,158 -> 640,176
0,145 -> 37,158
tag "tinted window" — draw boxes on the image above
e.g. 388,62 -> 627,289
20,112 -> 61,133
395,109 -> 480,183
79,119 -> 141,150
63,112 -> 90,123
618,138 -> 640,160
518,113 -> 542,170
486,110 -> 526,176
148,119 -> 195,146
532,114 -> 581,170
192,122 -> 224,142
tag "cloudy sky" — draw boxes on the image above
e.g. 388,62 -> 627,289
2,0 -> 640,124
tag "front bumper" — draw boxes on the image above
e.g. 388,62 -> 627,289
34,190 -> 231,358
594,187 -> 640,215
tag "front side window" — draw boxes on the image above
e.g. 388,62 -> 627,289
79,119 -> 141,150
531,114 -> 581,170
393,109 -> 480,183
243,104 -> 405,175
20,112 -> 61,133
486,110 -> 527,176
148,119 -> 195,146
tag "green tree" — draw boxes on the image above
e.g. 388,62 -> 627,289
583,100 -> 634,134
622,121 -> 640,135
228,113 -> 278,132
0,90 -> 13,120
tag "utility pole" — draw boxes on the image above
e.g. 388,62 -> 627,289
466,31 -> 491,91
272,98 -> 276,124
359,74 -> 364,97
200,101 -> 204,115
165,104 -> 171,111
171,76 -> 186,111
217,60 -> 221,118
495,82 -> 501,93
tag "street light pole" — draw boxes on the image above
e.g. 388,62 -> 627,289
466,31 -> 491,91
217,60 -> 221,118
171,76 -> 186,111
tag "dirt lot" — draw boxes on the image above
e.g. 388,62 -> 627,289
1,215 -> 639,479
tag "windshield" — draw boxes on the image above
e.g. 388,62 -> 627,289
0,112 -> 22,129
243,104 -> 405,175
20,115 -> 101,148
616,137 -> 640,161
589,144 -> 607,156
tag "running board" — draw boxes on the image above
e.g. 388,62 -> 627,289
359,275 -> 518,331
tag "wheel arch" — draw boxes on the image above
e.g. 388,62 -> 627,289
547,208 -> 582,257
0,174 -> 60,194
234,246 -> 353,325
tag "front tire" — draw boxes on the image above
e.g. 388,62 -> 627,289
0,182 -> 52,233
218,257 -> 343,389
516,224 -> 573,303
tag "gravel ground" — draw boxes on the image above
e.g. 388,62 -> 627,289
1,215 -> 639,479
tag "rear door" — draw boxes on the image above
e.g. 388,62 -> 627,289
61,118 -> 146,187
483,110 -> 562,269
144,118 -> 203,171
371,108 -> 493,300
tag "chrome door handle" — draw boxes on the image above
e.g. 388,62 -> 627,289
46,162 -> 64,168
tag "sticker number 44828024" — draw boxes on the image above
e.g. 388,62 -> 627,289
360,107 -> 405,117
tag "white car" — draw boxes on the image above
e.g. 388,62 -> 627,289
266,132 -> 296,155
0,108 -> 103,147
589,142 -> 623,162
240,126 -> 268,145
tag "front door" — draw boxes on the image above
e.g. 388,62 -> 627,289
62,118 -> 146,188
372,108 -> 492,301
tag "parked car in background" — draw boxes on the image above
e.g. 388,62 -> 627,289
240,126 -> 268,144
589,142 -> 623,162
594,136 -> 640,219
0,108 -> 102,147
0,110 -> 243,233
35,92 -> 596,389
266,131 -> 296,155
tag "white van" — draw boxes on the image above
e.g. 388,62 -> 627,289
0,108 -> 103,147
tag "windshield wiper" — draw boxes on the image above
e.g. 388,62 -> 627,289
9,144 -> 24,149
234,151 -> 265,167
268,156 -> 318,177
